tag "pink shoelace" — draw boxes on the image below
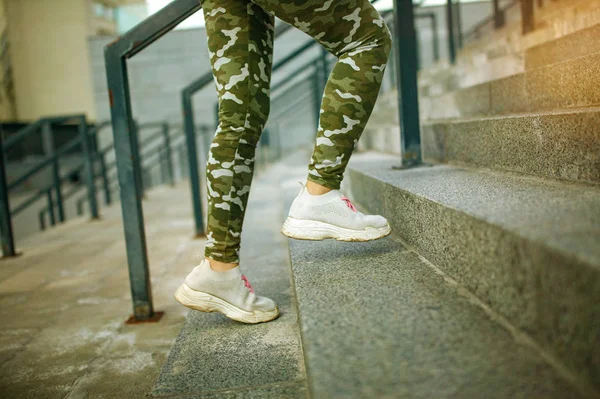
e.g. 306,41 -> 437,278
241,275 -> 254,293
341,196 -> 358,212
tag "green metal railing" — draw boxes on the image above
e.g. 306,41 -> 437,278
0,115 -> 99,256
73,122 -> 188,219
0,115 -> 187,257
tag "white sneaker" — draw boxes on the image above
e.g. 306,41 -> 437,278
174,259 -> 279,324
281,183 -> 391,241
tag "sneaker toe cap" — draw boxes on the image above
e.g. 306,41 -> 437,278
366,214 -> 389,229
255,296 -> 278,312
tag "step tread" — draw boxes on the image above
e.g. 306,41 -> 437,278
287,234 -> 583,398
350,154 -> 600,266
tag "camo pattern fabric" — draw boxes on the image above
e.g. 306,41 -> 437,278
201,0 -> 392,263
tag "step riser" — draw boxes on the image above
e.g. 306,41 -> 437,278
421,52 -> 600,119
422,110 -> 600,185
347,166 -> 600,391
526,22 -> 600,70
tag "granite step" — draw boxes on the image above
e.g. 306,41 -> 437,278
525,23 -> 600,70
420,50 -> 600,120
151,158 -> 309,399
421,108 -> 600,185
284,184 -> 592,397
419,13 -> 600,95
344,152 -> 600,394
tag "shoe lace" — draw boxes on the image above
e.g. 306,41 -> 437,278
241,275 -> 254,293
341,196 -> 358,212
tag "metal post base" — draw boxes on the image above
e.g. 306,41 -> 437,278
1,252 -> 22,260
125,311 -> 165,324
392,150 -> 433,170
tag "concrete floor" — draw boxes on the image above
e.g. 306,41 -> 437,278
0,181 -> 205,398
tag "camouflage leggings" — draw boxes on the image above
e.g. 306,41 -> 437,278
202,0 -> 392,263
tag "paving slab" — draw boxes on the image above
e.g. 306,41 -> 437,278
0,182 -> 209,399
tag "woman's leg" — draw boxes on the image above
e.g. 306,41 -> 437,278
174,0 -> 278,325
201,0 -> 274,266
250,0 -> 392,190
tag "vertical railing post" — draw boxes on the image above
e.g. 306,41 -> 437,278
103,0 -> 201,322
77,197 -> 84,216
162,123 -> 174,186
320,48 -> 329,91
521,0 -> 535,34
79,115 -> 99,219
312,62 -> 322,130
39,210 -> 46,231
393,0 -> 422,166
201,125 -> 212,167
99,154 -> 111,205
105,50 -> 154,321
46,190 -> 56,226
454,0 -> 463,50
387,20 -> 397,89
159,150 -> 166,184
213,102 -> 219,133
493,0 -> 505,28
416,29 -> 422,71
42,120 -> 65,223
182,90 -> 205,237
130,121 -> 145,198
431,14 -> 440,62
0,134 -> 16,257
178,144 -> 186,179
446,0 -> 456,64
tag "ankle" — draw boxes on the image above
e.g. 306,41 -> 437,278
206,257 -> 238,272
306,180 -> 333,195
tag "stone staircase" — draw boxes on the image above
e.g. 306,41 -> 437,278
151,150 -> 595,398
348,1 -> 600,396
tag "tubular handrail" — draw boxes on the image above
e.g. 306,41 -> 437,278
70,122 -> 188,222
6,123 -> 103,191
13,162 -> 86,216
3,114 -> 86,151
70,124 -> 196,215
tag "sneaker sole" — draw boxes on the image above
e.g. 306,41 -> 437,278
174,283 -> 279,324
281,217 -> 392,241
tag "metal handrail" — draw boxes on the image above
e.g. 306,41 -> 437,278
0,114 -> 102,255
2,114 -> 84,151
71,123 -> 190,218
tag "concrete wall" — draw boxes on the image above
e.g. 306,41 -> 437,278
5,0 -> 97,121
